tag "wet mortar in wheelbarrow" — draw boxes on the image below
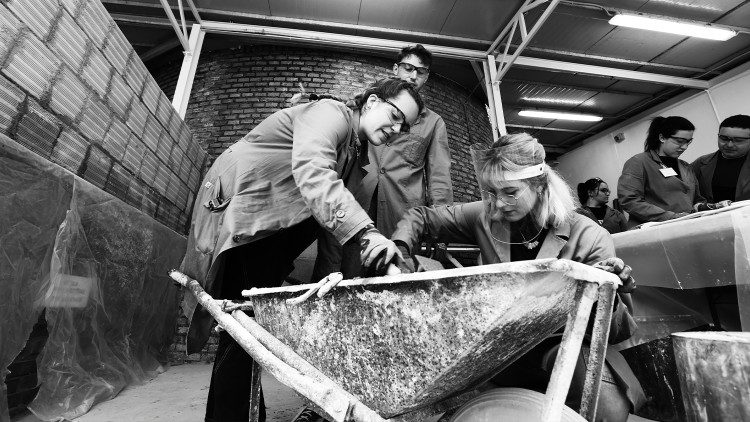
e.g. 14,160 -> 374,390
244,258 -> 619,419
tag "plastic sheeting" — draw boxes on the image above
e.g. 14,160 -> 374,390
613,203 -> 750,348
0,136 -> 186,421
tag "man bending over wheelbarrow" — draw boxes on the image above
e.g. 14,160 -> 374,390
389,133 -> 646,421
179,78 -> 422,422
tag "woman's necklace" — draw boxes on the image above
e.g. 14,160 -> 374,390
518,224 -> 544,249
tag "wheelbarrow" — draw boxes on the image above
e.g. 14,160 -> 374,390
169,258 -> 621,422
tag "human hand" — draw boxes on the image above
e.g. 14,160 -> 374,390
286,272 -> 344,304
716,200 -> 732,208
594,257 -> 636,293
395,244 -> 415,273
359,228 -> 404,275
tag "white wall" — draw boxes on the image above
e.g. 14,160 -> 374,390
556,65 -> 750,204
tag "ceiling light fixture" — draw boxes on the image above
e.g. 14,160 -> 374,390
609,13 -> 737,41
519,110 -> 603,122
520,97 -> 585,106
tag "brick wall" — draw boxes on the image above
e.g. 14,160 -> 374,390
148,44 -> 493,363
149,44 -> 493,203
0,0 -> 206,235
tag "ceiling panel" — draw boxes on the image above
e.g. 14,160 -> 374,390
715,2 -> 750,26
531,12 -> 614,52
268,0 -> 360,23
358,0 -> 456,34
637,0 -> 745,22
606,80 -> 669,95
579,91 -> 646,114
193,0 -> 270,15
651,36 -> 750,69
585,27 -> 684,61
440,0 -> 520,40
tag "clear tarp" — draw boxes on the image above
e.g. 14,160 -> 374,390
613,202 -> 750,348
0,136 -> 186,421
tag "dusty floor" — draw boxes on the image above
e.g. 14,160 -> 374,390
14,363 -> 305,422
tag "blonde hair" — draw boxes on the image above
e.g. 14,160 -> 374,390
478,133 -> 576,228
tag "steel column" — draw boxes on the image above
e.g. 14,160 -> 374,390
172,24 -> 205,118
486,55 -> 507,136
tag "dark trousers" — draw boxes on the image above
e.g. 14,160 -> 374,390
205,218 -> 321,422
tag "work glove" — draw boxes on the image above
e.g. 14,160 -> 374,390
286,272 -> 344,304
594,257 -> 636,293
357,225 -> 403,276
395,242 -> 415,274
694,200 -> 733,212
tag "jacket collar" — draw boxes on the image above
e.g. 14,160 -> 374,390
484,213 -> 571,262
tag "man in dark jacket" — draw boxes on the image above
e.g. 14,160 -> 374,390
692,114 -> 750,202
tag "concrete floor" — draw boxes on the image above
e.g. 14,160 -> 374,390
14,363 -> 305,422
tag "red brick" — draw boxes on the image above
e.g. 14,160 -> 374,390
141,78 -> 160,115
2,33 -> 60,99
142,114 -> 161,153
82,145 -> 111,189
0,74 -> 25,134
102,26 -> 131,73
156,93 -> 173,130
125,177 -> 146,209
79,95 -> 110,143
153,165 -> 170,197
105,163 -> 131,201
6,0 -> 58,40
50,11 -> 90,71
59,0 -> 83,17
81,47 -> 112,99
126,99 -> 148,138
139,152 -> 158,185
102,118 -> 130,161
77,0 -> 111,48
187,163 -> 200,189
123,53 -> 147,94
155,132 -> 172,165
107,74 -> 133,120
122,136 -> 145,174
0,6 -> 24,62
15,100 -> 61,159
49,65 -> 88,122
51,129 -> 88,173
169,144 -> 186,171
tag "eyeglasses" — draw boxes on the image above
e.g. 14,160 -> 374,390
669,136 -> 693,147
397,62 -> 430,77
382,98 -> 411,133
718,134 -> 750,144
598,188 -> 611,194
484,186 -> 529,206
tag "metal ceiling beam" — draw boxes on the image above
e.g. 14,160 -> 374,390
141,38 -> 182,62
110,14 -> 713,89
501,78 -> 654,98
490,0 -> 561,82
157,0 -> 189,51
506,124 -> 593,134
486,56 -> 507,136
172,24 -> 205,117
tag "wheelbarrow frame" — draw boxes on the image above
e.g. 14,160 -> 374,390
169,259 -> 619,422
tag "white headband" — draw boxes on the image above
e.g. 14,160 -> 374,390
498,163 -> 545,181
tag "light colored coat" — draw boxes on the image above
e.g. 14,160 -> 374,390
691,151 -> 750,202
355,107 -> 453,237
576,206 -> 628,234
181,100 -> 372,351
618,150 -> 704,224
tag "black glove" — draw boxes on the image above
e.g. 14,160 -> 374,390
357,225 -> 403,276
395,243 -> 415,273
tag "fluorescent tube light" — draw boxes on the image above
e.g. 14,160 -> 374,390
609,13 -> 737,41
519,110 -> 602,122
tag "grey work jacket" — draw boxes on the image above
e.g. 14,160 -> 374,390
355,107 -> 453,237
180,100 -> 372,352
618,150 -> 704,224
691,151 -> 750,202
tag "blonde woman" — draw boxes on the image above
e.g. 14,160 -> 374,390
391,133 -> 644,421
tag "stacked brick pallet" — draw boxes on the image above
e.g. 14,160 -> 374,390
0,0 -> 206,234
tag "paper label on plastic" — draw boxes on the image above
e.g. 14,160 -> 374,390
45,275 -> 93,308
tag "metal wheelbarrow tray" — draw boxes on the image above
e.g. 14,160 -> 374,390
171,258 -> 621,422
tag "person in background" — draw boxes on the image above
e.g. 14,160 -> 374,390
577,177 -> 628,234
692,114 -> 750,203
311,44 -> 455,281
391,133 -> 644,421
617,116 -> 707,225
179,78 -> 422,422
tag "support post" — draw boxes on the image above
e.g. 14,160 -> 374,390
249,361 -> 262,422
579,284 -> 616,421
542,281 -> 599,422
486,55 -> 507,136
172,24 -> 205,118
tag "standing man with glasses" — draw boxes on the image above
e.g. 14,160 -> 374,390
692,114 -> 750,203
310,44 -> 454,280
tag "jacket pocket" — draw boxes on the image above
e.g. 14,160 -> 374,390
401,134 -> 430,167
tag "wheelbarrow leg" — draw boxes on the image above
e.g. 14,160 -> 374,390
541,282 -> 598,422
579,284 -> 616,421
249,360 -> 262,422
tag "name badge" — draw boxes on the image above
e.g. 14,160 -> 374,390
659,167 -> 678,177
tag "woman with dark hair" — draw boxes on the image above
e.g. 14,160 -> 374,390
577,178 -> 628,233
617,116 -> 705,225
180,78 -> 423,422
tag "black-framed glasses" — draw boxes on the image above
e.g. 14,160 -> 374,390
669,136 -> 693,147
382,98 -> 411,133
718,134 -> 750,144
397,62 -> 430,77
484,186 -> 529,206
